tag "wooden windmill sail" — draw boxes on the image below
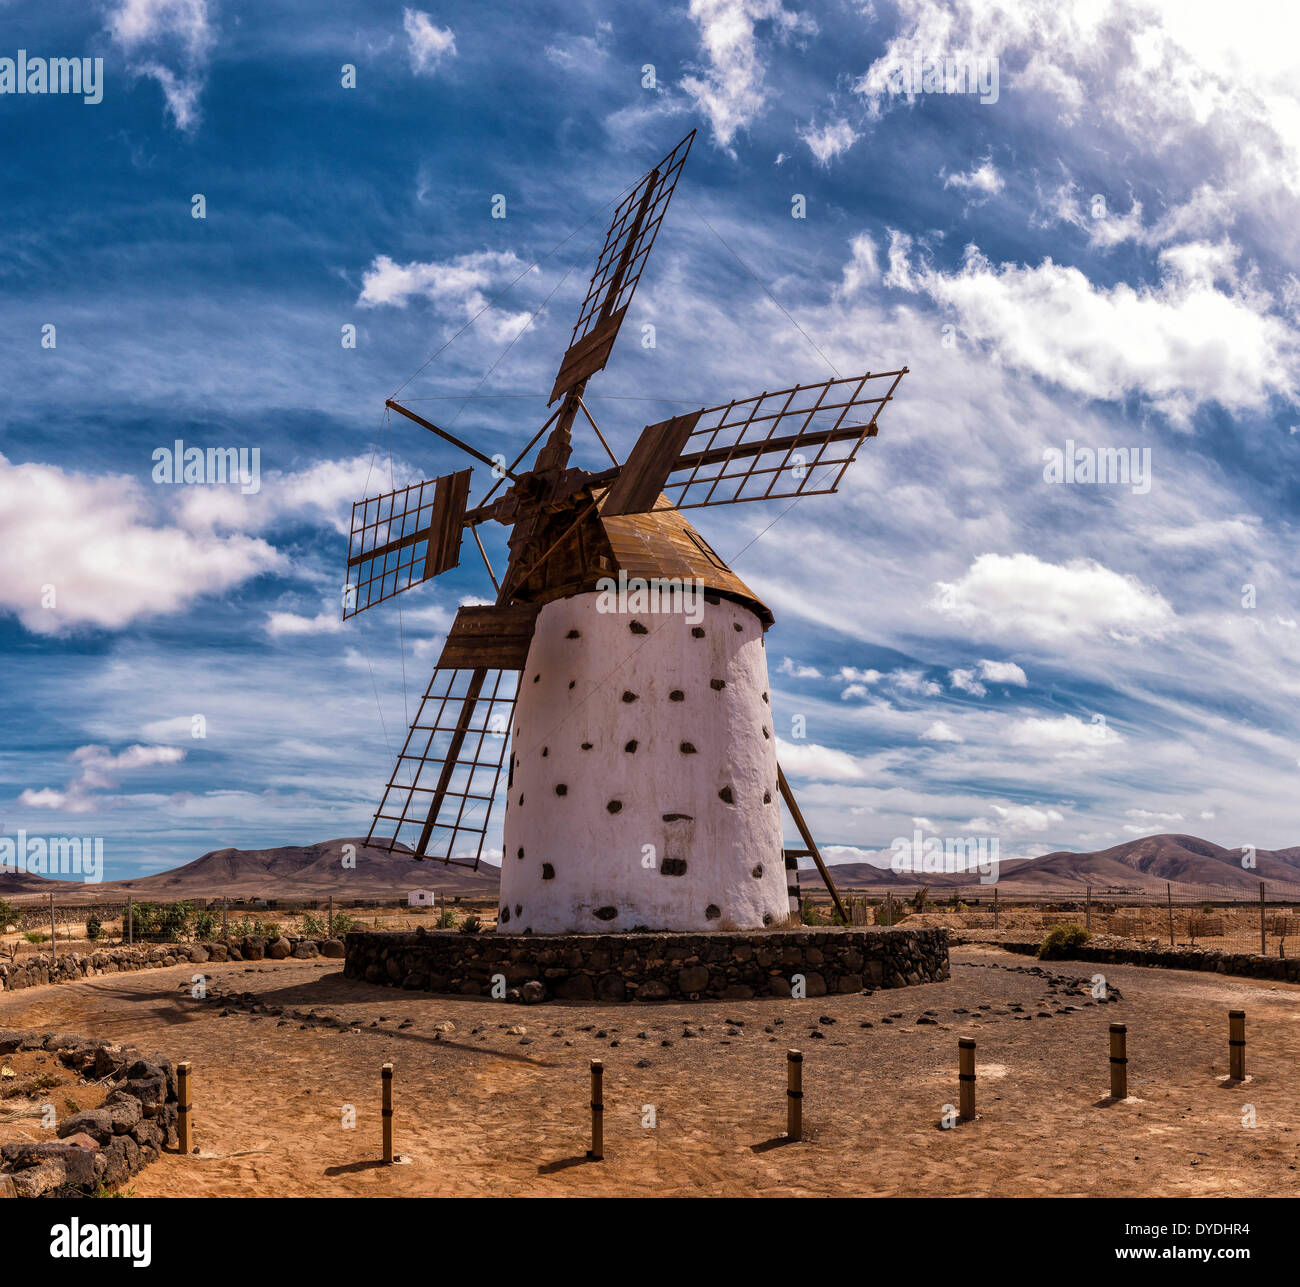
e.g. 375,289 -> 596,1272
344,130 -> 906,930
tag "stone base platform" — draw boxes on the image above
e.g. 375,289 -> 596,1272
344,927 -> 949,1002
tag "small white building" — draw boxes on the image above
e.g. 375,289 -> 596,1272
407,889 -> 437,907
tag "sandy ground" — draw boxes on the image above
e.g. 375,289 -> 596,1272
1,945 -> 1297,1197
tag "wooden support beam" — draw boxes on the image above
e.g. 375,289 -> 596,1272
776,763 -> 847,924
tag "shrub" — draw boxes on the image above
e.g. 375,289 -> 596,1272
23,931 -> 47,944
435,907 -> 459,929
459,914 -> 483,935
0,898 -> 18,932
329,911 -> 356,936
800,897 -> 820,926
193,910 -> 218,940
1037,922 -> 1090,959
85,914 -> 102,941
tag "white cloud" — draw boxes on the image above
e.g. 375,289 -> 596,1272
837,234 -> 881,298
948,668 -> 985,697
921,720 -> 963,743
266,608 -> 344,638
0,453 -> 282,635
978,659 -> 1028,686
403,9 -> 457,76
682,0 -> 816,149
934,553 -> 1175,643
952,659 -> 1029,694
885,234 -> 1297,423
967,803 -> 1065,833
1125,808 -> 1184,823
890,669 -> 942,697
357,250 -> 534,343
779,656 -> 822,678
799,118 -> 859,165
20,742 -> 187,813
943,159 -> 1004,197
106,0 -> 214,131
1009,714 -> 1121,755
775,736 -> 863,781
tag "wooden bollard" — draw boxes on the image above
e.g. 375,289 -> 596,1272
1229,1010 -> 1245,1081
1109,1023 -> 1128,1099
587,1060 -> 604,1160
177,1061 -> 193,1154
381,1063 -> 394,1164
958,1038 -> 976,1121
786,1049 -> 803,1140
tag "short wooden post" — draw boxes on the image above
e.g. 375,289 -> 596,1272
587,1059 -> 604,1160
1109,1023 -> 1128,1099
381,1063 -> 393,1164
177,1061 -> 193,1154
993,886 -> 999,931
49,893 -> 56,961
221,896 -> 228,941
1229,1010 -> 1245,1081
1166,882 -> 1174,946
1260,882 -> 1267,955
958,1038 -> 976,1121
328,895 -> 334,937
786,1049 -> 803,1140
126,896 -> 133,947
1085,885 -> 1092,933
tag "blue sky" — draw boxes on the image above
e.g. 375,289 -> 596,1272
2,0 -> 1297,879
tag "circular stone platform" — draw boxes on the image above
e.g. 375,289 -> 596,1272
344,927 -> 949,1002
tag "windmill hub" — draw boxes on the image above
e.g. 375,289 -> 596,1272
344,130 -> 907,935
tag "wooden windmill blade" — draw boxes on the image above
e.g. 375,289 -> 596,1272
344,468 -> 472,619
548,129 -> 696,405
601,369 -> 907,515
367,664 -> 519,867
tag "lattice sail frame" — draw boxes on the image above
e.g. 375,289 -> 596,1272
366,667 -> 517,867
659,369 -> 907,510
344,470 -> 470,619
549,130 -> 695,404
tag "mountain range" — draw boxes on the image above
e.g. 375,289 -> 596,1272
3,833 -> 1298,905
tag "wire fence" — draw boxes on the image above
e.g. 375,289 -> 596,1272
799,879 -> 1300,958
0,893 -> 497,957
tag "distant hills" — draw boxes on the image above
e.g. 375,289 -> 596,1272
3,833 -> 1298,905
0,837 -> 499,905
827,834 -> 1300,894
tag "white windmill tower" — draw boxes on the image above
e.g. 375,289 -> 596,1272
344,131 -> 906,933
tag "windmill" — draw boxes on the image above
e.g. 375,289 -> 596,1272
344,130 -> 906,934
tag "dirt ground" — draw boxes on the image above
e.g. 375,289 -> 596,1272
1,945 -> 1296,1197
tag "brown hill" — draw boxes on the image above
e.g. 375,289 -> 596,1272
5,838 -> 500,905
819,834 -> 1300,895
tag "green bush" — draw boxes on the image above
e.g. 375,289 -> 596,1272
193,910 -> 218,940
435,906 -> 459,929
0,898 -> 18,932
459,914 -> 483,935
23,931 -> 47,944
1038,922 -> 1090,959
85,914 -> 102,941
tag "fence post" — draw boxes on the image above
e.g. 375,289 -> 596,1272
1165,883 -> 1174,946
328,895 -> 334,937
993,886 -> 999,931
221,896 -> 228,941
1260,882 -> 1266,955
1109,1023 -> 1128,1099
1085,885 -> 1091,933
127,896 -> 133,947
381,1063 -> 394,1164
958,1038 -> 977,1121
177,1062 -> 193,1153
588,1059 -> 604,1160
1229,1010 -> 1245,1082
49,893 -> 56,961
786,1050 -> 803,1140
